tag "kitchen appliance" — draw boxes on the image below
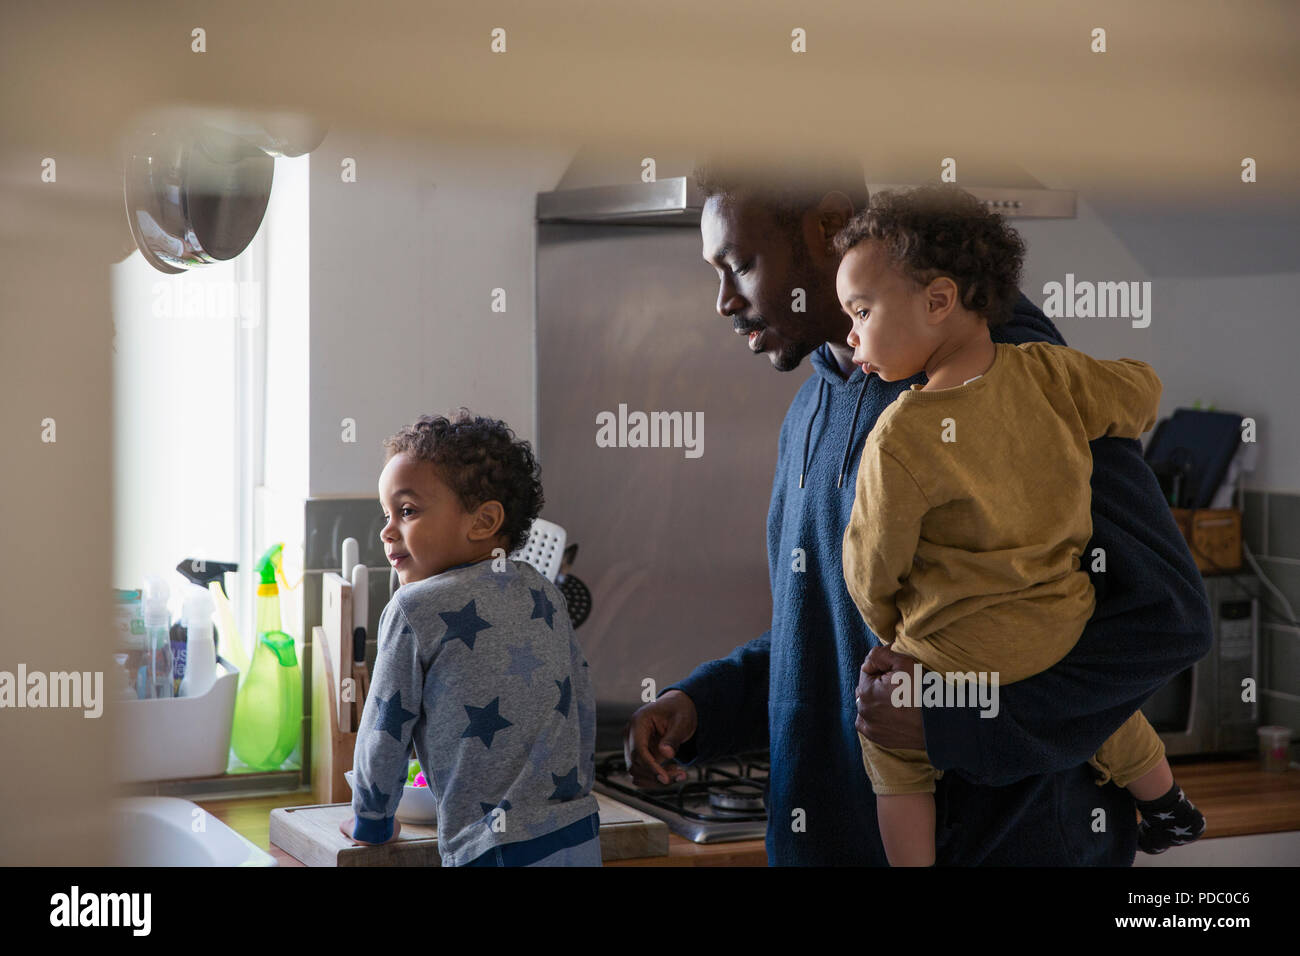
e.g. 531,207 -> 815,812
592,751 -> 769,843
1141,573 -> 1261,756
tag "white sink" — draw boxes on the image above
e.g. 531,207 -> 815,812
1134,830 -> 1300,866
110,797 -> 277,866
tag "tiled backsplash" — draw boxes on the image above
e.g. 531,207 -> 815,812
1243,490 -> 1300,738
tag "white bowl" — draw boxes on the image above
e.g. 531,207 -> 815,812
343,769 -> 437,825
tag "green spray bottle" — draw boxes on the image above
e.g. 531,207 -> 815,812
230,544 -> 302,770
253,543 -> 285,639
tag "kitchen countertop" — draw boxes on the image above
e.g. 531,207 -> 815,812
198,757 -> 1300,867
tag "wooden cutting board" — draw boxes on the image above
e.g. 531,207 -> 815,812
269,792 -> 668,866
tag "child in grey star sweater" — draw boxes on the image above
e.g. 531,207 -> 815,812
347,411 -> 599,866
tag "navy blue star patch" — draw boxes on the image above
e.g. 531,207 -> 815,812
530,588 -> 556,629
439,600 -> 492,649
505,642 -> 544,685
554,676 -> 572,717
549,766 -> 581,801
479,798 -> 512,817
461,697 -> 513,749
375,689 -> 417,743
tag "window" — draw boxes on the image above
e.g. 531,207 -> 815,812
111,153 -> 309,779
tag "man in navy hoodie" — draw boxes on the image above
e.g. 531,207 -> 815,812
623,156 -> 1213,865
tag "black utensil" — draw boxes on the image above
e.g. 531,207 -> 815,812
556,543 -> 592,628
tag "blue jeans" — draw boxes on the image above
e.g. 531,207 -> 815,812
463,812 -> 603,867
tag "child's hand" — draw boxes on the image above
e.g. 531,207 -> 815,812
338,815 -> 402,844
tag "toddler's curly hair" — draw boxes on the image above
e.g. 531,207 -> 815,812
832,184 -> 1026,326
382,409 -> 544,555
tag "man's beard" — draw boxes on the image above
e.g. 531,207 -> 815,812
769,253 -> 832,372
771,338 -> 817,372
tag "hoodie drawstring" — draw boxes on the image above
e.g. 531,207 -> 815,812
798,378 -> 825,489
836,377 -> 870,489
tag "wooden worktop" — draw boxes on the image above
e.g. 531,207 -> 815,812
199,757 -> 1300,867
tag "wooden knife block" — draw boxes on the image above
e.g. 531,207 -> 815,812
310,573 -> 357,804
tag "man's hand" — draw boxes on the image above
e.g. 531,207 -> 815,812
855,645 -> 925,751
338,815 -> 402,844
624,689 -> 699,787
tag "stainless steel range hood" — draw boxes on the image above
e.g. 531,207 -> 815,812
536,176 -> 1076,225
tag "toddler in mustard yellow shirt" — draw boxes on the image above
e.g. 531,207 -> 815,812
836,185 -> 1206,866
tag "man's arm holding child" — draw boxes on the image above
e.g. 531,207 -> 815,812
343,601 -> 424,844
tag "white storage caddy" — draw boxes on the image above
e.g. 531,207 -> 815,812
116,657 -> 240,782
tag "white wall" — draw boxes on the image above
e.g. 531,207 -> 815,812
300,134 -> 1300,500
307,131 -> 576,497
1016,197 -> 1300,493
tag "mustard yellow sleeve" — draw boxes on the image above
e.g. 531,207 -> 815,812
1048,346 -> 1163,441
842,446 -> 930,644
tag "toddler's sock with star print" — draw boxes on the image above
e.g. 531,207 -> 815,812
1136,781 -> 1206,854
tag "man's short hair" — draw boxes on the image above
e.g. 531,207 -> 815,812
693,151 -> 870,239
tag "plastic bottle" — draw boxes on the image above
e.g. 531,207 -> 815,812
113,653 -> 138,700
169,617 -> 187,697
230,630 -> 302,770
142,575 -> 174,699
179,587 -> 217,698
254,543 -> 285,637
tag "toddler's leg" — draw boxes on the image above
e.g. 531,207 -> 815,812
877,793 -> 936,867
1130,759 -> 1207,854
1092,712 -> 1207,854
859,731 -> 940,866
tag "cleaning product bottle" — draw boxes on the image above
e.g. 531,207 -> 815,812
169,613 -> 187,697
210,580 -> 248,681
141,575 -> 174,700
254,543 -> 285,638
175,558 -> 238,660
179,587 -> 217,698
230,630 -> 302,770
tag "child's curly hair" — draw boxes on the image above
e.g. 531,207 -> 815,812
832,184 -> 1026,326
382,409 -> 544,555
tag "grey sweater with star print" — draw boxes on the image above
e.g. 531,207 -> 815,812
349,557 -> 598,865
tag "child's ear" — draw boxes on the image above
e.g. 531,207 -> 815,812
468,501 -> 505,541
924,276 -> 959,325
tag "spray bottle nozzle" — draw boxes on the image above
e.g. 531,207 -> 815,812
254,543 -> 285,593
